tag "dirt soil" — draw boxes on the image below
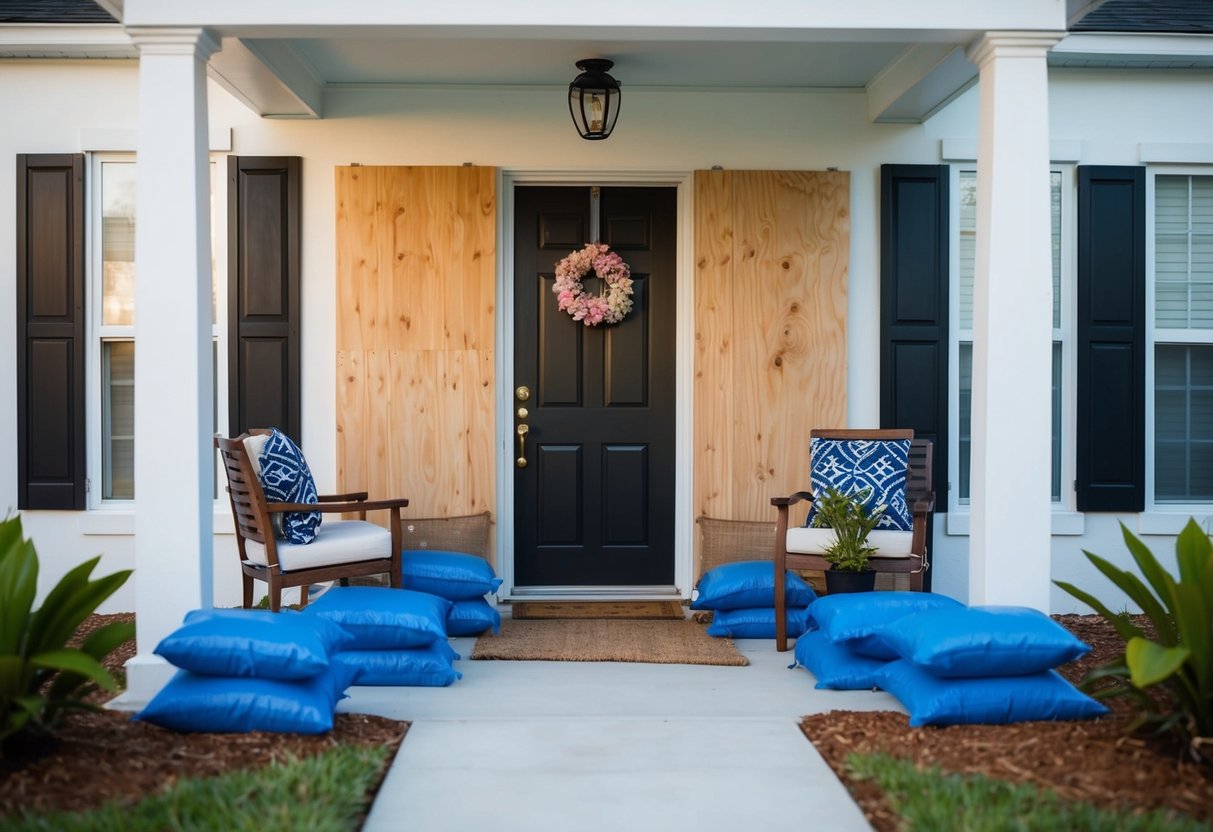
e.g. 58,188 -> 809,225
2,613 -> 1211,828
802,614 -> 1213,830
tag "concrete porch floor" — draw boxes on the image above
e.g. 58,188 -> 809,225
346,626 -> 904,832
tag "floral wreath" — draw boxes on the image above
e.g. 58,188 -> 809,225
552,243 -> 634,326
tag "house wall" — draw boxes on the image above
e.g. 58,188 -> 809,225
2,59 -> 1210,613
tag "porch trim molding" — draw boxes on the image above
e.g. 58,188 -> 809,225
495,169 -> 696,601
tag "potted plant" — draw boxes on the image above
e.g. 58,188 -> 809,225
811,486 -> 885,594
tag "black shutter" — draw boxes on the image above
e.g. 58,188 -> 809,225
880,164 -> 949,503
17,154 -> 86,510
228,156 -> 301,440
1076,166 -> 1145,512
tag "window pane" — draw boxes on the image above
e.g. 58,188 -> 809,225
101,162 -> 136,327
1155,176 -> 1189,233
959,172 -> 976,331
1052,172 -> 1062,330
103,341 -> 135,499
1155,175 -> 1213,330
959,343 -> 972,502
1194,177 -> 1213,233
1052,342 -> 1062,501
1155,344 -> 1213,501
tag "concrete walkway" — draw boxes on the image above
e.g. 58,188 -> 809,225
344,631 -> 904,832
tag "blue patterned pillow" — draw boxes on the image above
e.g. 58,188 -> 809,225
257,429 -> 321,545
805,438 -> 912,531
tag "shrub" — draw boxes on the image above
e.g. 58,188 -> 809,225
0,515 -> 133,754
1054,519 -> 1212,763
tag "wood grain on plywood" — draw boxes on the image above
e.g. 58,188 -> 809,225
693,170 -> 848,528
335,166 -> 497,520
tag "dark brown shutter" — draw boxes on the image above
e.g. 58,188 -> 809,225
17,154 -> 86,510
880,164 -> 948,592
880,164 -> 949,501
228,156 -> 301,440
1076,166 -> 1145,511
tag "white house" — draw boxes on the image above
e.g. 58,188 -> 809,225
3,0 -> 1212,702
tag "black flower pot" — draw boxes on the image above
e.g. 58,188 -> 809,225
824,569 -> 877,595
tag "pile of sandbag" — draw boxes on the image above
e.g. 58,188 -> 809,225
793,591 -> 1108,726
692,561 -> 818,639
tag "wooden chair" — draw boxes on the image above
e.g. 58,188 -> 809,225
772,428 -> 935,651
215,430 -> 408,611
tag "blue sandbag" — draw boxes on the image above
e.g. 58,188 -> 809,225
302,586 -> 451,649
446,597 -> 501,636
402,550 -> 503,600
705,605 -> 812,639
155,608 -> 354,680
884,605 -> 1091,677
690,561 -> 817,611
794,630 -> 889,690
135,665 -> 355,734
333,641 -> 462,687
875,659 -> 1109,727
812,591 -> 963,659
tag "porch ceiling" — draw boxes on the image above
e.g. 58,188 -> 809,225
11,0 -> 1128,122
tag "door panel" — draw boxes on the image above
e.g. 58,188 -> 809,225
514,186 -> 676,587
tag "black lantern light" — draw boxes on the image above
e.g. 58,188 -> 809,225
568,59 -> 621,141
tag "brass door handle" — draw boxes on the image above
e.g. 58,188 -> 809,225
516,423 -> 529,468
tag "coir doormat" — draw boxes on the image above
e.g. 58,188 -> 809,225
510,600 -> 685,620
471,618 -> 749,666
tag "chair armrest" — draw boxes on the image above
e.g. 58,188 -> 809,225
266,498 -> 409,514
318,491 -> 369,503
770,491 -> 814,508
911,494 -> 936,514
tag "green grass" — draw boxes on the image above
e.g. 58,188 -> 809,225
847,753 -> 1206,832
1,744 -> 389,832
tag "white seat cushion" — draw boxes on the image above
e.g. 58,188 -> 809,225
244,520 -> 392,572
785,527 -> 914,558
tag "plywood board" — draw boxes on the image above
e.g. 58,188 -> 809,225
693,170 -> 849,536
335,166 -> 497,523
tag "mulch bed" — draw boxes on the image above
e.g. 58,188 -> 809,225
802,614 -> 1213,830
0,613 -> 407,820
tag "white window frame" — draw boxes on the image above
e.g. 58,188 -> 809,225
1145,165 -> 1213,515
85,152 -> 229,509
946,164 -> 1079,532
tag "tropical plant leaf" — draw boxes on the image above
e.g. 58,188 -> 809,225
0,516 -> 23,565
1125,637 -> 1190,689
1053,579 -> 1145,642
0,539 -> 38,656
1167,582 -> 1211,692
1121,523 -> 1183,613
79,619 -> 135,660
28,565 -> 131,656
25,556 -> 100,653
1174,518 -> 1212,587
29,649 -> 117,692
46,620 -> 134,702
1084,552 -> 1176,642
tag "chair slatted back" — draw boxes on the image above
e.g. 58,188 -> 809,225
906,438 -> 934,504
215,433 -> 272,550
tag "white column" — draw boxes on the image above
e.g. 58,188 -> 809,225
125,27 -> 219,703
965,32 -> 1062,611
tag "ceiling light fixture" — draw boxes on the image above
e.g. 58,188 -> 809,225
568,59 -> 621,141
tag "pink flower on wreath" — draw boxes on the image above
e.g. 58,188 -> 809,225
551,242 -> 634,327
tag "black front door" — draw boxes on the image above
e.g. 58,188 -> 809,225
513,186 -> 677,587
